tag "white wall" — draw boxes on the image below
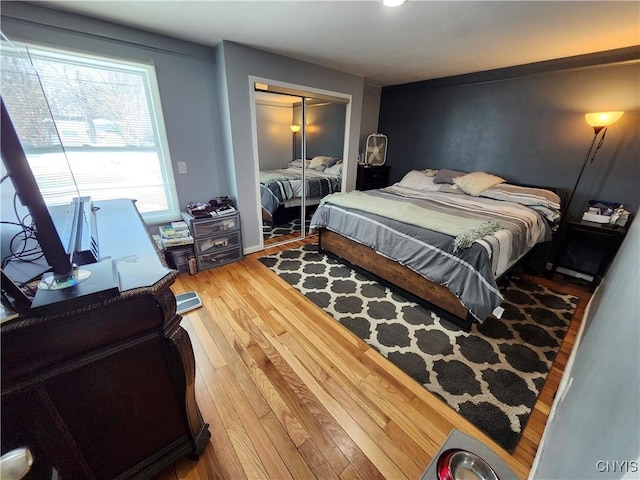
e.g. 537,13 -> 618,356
215,41 -> 364,252
532,215 -> 640,479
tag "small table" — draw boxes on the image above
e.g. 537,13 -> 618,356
356,164 -> 391,190
549,219 -> 629,291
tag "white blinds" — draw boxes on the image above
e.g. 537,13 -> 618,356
1,41 -> 179,223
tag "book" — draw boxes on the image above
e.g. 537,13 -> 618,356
171,221 -> 189,231
160,225 -> 191,239
161,235 -> 194,247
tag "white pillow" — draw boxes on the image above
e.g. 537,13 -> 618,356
309,156 -> 334,169
453,172 -> 505,196
396,170 -> 439,190
325,163 -> 343,175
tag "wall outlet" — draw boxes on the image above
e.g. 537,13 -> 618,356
177,161 -> 187,174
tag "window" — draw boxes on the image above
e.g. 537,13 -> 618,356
1,40 -> 179,223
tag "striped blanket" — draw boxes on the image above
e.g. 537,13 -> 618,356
310,187 -> 551,322
260,167 -> 341,215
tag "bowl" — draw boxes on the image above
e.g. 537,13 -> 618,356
437,448 -> 499,480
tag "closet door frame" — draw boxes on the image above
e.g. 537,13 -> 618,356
249,76 -> 352,250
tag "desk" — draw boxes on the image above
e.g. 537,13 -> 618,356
1,199 -> 210,479
549,219 -> 629,291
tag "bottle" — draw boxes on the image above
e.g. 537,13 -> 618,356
188,257 -> 197,275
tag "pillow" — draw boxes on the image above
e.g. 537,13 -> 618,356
308,156 -> 336,169
434,168 -> 467,184
453,172 -> 505,196
325,162 -> 343,175
323,157 -> 341,168
396,170 -> 439,190
480,183 -> 561,210
288,159 -> 309,169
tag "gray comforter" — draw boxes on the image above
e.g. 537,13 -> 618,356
310,188 -> 551,322
260,167 -> 342,215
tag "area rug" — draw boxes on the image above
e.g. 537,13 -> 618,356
258,244 -> 579,452
263,218 -> 310,241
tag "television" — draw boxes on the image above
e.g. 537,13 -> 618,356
1,98 -> 120,314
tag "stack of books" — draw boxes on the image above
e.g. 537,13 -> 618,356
159,221 -> 194,248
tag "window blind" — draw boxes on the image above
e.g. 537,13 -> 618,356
1,40 -> 179,223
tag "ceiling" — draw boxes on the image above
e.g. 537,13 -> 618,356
38,1 -> 640,87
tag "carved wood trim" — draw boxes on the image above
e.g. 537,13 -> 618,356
163,324 -> 211,455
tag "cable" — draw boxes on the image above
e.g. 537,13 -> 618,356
1,193 -> 44,269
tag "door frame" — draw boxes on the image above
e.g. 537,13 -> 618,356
249,76 -> 352,251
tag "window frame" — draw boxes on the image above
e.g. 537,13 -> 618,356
3,40 -> 181,224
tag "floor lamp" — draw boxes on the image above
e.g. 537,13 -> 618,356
290,124 -> 300,160
548,110 -> 624,279
563,111 -> 624,222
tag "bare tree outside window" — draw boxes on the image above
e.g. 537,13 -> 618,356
0,40 -> 178,222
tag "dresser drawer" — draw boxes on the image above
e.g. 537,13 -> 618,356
190,214 -> 240,238
194,230 -> 242,254
197,246 -> 243,270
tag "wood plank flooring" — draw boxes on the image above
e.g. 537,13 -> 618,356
154,236 -> 591,480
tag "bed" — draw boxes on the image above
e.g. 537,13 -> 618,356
310,169 -> 562,328
261,156 -> 343,225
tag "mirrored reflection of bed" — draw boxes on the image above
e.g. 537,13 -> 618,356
260,156 -> 343,226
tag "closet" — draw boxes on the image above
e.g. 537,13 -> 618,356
253,83 -> 348,247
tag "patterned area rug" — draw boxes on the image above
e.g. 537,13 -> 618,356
263,218 -> 310,241
258,244 -> 579,451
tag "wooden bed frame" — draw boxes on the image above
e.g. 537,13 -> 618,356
317,185 -> 563,330
263,197 -> 322,227
318,228 -> 475,330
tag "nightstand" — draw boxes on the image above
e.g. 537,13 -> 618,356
356,165 -> 391,190
549,219 -> 629,291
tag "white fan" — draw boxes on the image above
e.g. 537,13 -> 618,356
365,133 -> 388,166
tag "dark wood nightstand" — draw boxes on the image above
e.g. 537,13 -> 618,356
549,219 -> 629,291
356,165 -> 391,190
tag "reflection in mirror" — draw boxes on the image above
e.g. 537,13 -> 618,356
296,98 -> 346,237
255,91 -> 304,245
255,87 -> 346,247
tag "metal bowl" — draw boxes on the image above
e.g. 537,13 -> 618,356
437,449 -> 499,480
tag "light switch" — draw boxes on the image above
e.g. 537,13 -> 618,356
177,161 -> 187,174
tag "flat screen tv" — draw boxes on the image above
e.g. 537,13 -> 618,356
1,99 -> 118,314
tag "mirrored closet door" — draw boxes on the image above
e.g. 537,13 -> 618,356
254,83 -> 347,247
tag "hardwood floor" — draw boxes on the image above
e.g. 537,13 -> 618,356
154,236 -> 592,480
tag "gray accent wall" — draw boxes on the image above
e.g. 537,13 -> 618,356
532,216 -> 639,479
378,50 -> 640,218
1,2 -> 229,223
214,40 -> 364,252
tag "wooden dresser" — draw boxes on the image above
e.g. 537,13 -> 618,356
1,199 -> 210,479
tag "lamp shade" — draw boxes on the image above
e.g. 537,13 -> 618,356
585,111 -> 624,128
290,125 -> 301,133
